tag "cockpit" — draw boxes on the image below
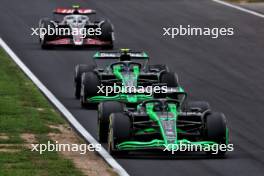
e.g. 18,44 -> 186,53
142,99 -> 180,112
63,15 -> 89,26
110,61 -> 141,73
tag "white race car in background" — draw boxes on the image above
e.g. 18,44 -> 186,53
39,5 -> 114,49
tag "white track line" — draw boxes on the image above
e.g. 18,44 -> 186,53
213,0 -> 264,18
0,38 -> 129,176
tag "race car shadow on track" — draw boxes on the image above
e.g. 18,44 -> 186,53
113,151 -> 229,160
100,144 -> 229,160
39,45 -> 115,51
28,42 -> 116,51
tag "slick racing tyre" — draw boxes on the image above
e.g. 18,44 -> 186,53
205,112 -> 228,156
160,72 -> 179,87
108,113 -> 130,156
100,20 -> 114,49
160,72 -> 179,98
98,101 -> 125,142
184,101 -> 210,113
80,72 -> 100,108
74,64 -> 96,99
147,65 -> 169,72
39,19 -> 55,49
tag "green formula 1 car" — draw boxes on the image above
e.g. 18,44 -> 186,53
74,49 -> 180,108
98,91 -> 229,156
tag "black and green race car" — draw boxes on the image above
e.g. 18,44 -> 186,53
98,91 -> 229,157
74,49 -> 180,108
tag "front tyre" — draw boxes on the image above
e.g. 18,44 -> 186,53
204,112 -> 228,156
97,101 -> 125,142
108,113 -> 130,156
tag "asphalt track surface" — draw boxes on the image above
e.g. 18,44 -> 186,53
1,0 -> 264,175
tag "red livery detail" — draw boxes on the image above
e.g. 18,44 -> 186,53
86,39 -> 111,45
54,8 -> 95,14
46,38 -> 110,46
47,38 -> 71,45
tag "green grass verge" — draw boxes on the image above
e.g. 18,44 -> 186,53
0,48 -> 84,176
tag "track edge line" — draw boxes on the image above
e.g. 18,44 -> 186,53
0,38 -> 129,176
212,0 -> 264,18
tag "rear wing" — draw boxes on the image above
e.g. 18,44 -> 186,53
93,51 -> 149,60
53,8 -> 96,15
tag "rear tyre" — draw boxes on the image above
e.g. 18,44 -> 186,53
80,72 -> 100,108
160,72 -> 179,99
184,101 -> 210,113
147,65 -> 169,72
97,101 -> 125,142
160,72 -> 179,87
108,113 -> 130,156
74,64 -> 96,99
100,20 -> 114,49
205,112 -> 228,156
39,19 -> 55,49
